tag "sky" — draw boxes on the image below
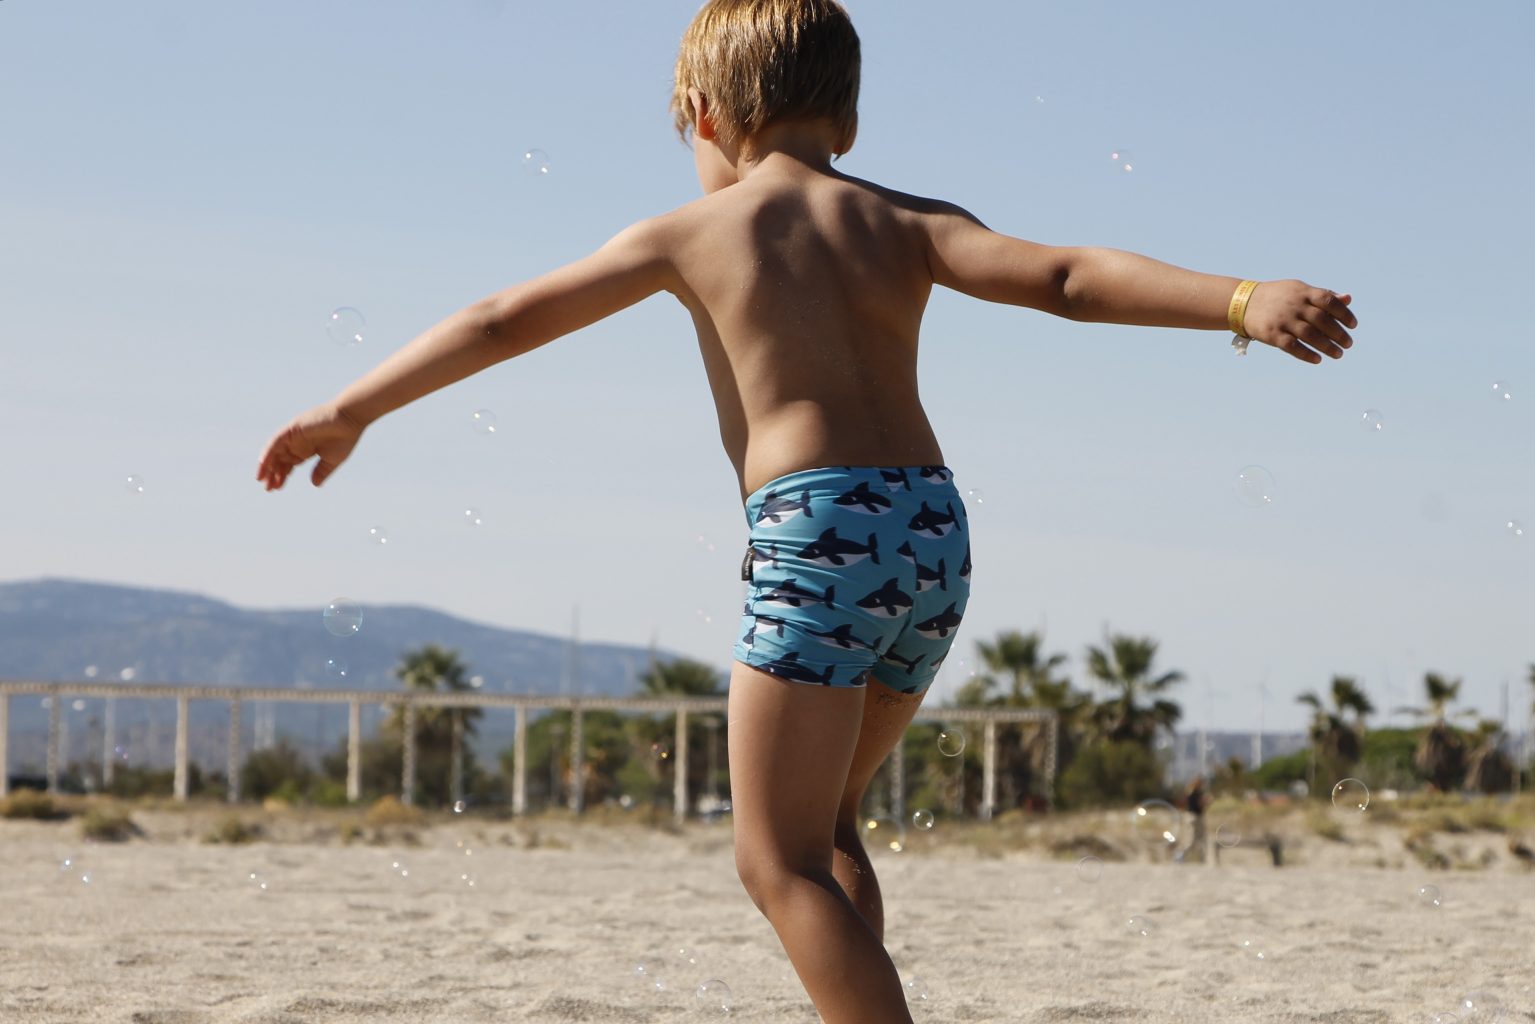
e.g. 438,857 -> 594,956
2,0 -> 1532,734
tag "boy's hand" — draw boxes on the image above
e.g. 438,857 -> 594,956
256,404 -> 364,492
1243,280 -> 1357,365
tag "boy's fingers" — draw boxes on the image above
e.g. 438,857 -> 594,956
1301,307 -> 1352,350
1293,321 -> 1343,359
1277,332 -> 1322,365
1311,290 -> 1357,330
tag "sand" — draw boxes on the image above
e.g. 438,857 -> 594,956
2,807 -> 1533,1024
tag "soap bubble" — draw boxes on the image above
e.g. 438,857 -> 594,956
1133,799 -> 1181,847
367,526 -> 388,546
1215,823 -> 1241,848
1417,883 -> 1442,908
390,859 -> 409,879
863,816 -> 905,854
1458,992 -> 1503,1021
1491,381 -> 1512,402
936,729 -> 966,757
327,307 -> 365,347
1331,777 -> 1370,813
471,409 -> 497,435
71,699 -> 86,712
324,658 -> 348,680
463,507 -> 484,527
323,599 -> 364,637
1076,856 -> 1103,883
903,975 -> 929,1002
1238,938 -> 1267,961
124,474 -> 145,495
1360,409 -> 1384,432
523,148 -> 551,176
633,960 -> 667,992
1507,520 -> 1524,539
912,808 -> 935,831
676,946 -> 698,966
248,871 -> 269,893
453,800 -> 466,814
459,872 -> 477,888
1109,148 -> 1134,173
696,979 -> 732,1012
1235,466 -> 1276,508
966,488 -> 985,506
1126,915 -> 1153,937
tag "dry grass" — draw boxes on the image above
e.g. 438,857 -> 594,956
79,804 -> 140,842
203,814 -> 263,845
0,788 -> 67,821
363,795 -> 425,827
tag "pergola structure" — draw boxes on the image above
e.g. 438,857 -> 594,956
0,680 -> 1057,823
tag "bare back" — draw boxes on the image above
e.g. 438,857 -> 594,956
662,168 -> 944,498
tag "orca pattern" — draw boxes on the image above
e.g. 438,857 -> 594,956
734,465 -> 971,694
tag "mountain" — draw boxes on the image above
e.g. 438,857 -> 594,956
0,579 -> 694,767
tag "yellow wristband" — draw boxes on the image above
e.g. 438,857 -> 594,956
1227,280 -> 1259,339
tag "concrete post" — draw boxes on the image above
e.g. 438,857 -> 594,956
0,694 -> 9,799
102,697 -> 116,789
567,704 -> 585,814
450,710 -> 464,809
46,692 -> 61,793
981,719 -> 997,822
673,707 -> 689,825
1043,714 -> 1059,810
227,699 -> 242,804
173,695 -> 190,802
401,703 -> 417,807
511,704 -> 527,816
346,700 -> 361,804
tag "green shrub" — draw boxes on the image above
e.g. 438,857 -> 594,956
241,739 -> 314,803
1057,740 -> 1166,809
309,779 -> 351,808
79,805 -> 139,842
0,788 -> 65,820
1249,749 -> 1311,792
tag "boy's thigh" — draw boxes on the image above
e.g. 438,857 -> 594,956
726,661 -> 866,864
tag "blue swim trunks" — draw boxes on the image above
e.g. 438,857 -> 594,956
733,465 -> 972,695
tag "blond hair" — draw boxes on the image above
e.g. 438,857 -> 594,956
671,0 -> 861,154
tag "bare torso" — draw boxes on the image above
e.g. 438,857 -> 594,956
661,166 -> 945,500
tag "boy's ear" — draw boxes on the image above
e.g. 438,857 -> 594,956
688,88 -> 718,142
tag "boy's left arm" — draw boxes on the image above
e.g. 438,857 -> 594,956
257,218 -> 675,491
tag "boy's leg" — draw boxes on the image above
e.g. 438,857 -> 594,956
728,662 -> 915,1024
831,675 -> 926,942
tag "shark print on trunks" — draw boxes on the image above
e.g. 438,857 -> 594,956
733,465 -> 971,694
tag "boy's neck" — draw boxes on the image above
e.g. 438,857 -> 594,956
736,121 -> 840,179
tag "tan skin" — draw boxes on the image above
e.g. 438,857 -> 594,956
257,92 -> 1356,1024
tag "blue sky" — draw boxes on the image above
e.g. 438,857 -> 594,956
2,0 -> 1532,733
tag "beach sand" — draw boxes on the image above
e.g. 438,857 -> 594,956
2,806 -> 1532,1023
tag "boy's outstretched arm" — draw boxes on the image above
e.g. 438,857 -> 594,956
923,204 -> 1357,365
256,219 -> 674,491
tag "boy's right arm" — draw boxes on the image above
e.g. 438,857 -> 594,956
923,203 -> 1356,365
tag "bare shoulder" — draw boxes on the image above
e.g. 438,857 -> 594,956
833,174 -> 988,230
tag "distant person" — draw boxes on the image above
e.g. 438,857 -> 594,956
1178,776 -> 1211,863
255,2 -> 1356,1019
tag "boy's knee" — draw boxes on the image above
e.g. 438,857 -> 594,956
734,849 -> 821,913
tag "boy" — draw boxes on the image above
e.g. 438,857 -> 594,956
257,1 -> 1356,1019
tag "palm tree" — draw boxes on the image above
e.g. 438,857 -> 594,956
958,630 -> 1089,807
387,645 -> 483,806
1464,718 -> 1515,793
1399,672 -> 1471,792
1297,676 -> 1375,780
1084,632 -> 1185,748
630,658 -> 727,810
